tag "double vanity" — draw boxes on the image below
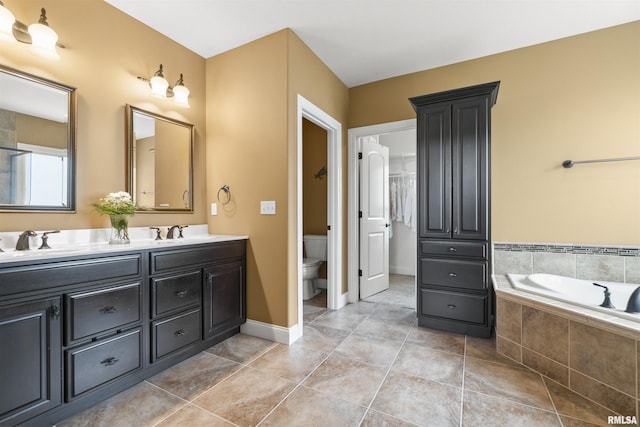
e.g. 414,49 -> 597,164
0,230 -> 247,426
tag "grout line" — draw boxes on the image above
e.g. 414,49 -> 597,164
459,335 -> 466,427
356,312 -> 414,427
257,300 -> 381,426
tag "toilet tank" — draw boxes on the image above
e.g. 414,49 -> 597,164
303,235 -> 327,261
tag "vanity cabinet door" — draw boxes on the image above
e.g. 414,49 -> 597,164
0,297 -> 62,426
203,260 -> 245,340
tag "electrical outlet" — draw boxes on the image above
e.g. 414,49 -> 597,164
260,201 -> 276,215
210,202 -> 217,215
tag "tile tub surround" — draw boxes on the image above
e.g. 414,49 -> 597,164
59,299 -> 624,426
493,242 -> 640,283
494,274 -> 640,421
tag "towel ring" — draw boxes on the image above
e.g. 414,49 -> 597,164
217,184 -> 231,205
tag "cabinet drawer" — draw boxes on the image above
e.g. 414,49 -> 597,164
152,309 -> 201,360
419,289 -> 487,324
420,258 -> 487,291
420,241 -> 487,259
65,282 -> 141,343
152,271 -> 202,318
65,328 -> 142,400
0,254 -> 141,297
150,241 -> 245,274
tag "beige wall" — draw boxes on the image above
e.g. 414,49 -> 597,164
350,21 -> 640,245
288,30 -> 350,301
206,29 -> 348,328
0,0 -> 206,229
302,118 -> 328,236
206,31 -> 290,327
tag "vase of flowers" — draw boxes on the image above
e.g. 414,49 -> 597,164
94,191 -> 136,244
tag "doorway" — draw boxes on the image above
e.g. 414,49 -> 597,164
296,95 -> 345,342
347,119 -> 417,307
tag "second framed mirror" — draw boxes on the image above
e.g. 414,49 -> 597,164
125,105 -> 193,211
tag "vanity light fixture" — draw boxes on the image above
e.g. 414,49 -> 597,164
138,64 -> 190,107
0,1 -> 16,41
0,4 -> 64,57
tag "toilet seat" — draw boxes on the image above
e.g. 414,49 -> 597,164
303,258 -> 321,267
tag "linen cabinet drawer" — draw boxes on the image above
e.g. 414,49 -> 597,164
420,258 -> 487,290
419,289 -> 487,324
152,308 -> 201,360
65,328 -> 142,400
420,241 -> 487,259
152,271 -> 201,318
65,282 -> 141,344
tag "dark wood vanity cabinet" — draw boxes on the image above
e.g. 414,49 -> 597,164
0,239 -> 246,426
410,82 -> 499,338
0,297 -> 62,425
203,259 -> 245,339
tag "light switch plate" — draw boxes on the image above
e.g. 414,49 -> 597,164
260,201 -> 276,215
210,203 -> 217,215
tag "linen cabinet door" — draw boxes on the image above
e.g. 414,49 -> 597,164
203,259 -> 245,340
451,97 -> 489,241
0,297 -> 62,426
417,103 -> 452,239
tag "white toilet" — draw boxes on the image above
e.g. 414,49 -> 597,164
302,234 -> 327,300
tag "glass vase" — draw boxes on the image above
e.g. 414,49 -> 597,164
109,214 -> 130,244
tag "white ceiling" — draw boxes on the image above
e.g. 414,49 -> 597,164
105,0 -> 639,88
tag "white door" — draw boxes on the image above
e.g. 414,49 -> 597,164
359,136 -> 390,299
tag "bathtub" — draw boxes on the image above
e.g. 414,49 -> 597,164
507,273 -> 640,322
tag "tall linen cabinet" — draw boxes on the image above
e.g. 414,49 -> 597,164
410,81 -> 499,338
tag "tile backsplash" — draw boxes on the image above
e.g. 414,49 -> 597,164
493,242 -> 640,283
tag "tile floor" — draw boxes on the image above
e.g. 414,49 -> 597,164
58,295 -> 619,427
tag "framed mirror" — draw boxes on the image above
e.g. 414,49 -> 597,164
0,65 -> 76,211
125,105 -> 193,212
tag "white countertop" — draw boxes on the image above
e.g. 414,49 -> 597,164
0,224 -> 248,264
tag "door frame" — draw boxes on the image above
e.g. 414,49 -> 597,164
297,95 -> 345,336
347,119 -> 416,303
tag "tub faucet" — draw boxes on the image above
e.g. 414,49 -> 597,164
16,230 -> 37,250
625,287 -> 640,313
592,283 -> 615,309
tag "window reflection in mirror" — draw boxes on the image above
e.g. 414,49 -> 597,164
126,105 -> 193,211
0,65 -> 76,211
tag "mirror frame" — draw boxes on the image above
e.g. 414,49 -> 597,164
0,64 -> 77,212
125,105 -> 194,212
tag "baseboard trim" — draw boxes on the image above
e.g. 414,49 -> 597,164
240,319 -> 302,345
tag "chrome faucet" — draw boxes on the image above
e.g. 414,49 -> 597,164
167,225 -> 188,239
16,230 -> 37,250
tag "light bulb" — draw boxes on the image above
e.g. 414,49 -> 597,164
28,8 -> 58,58
150,75 -> 169,97
0,2 -> 15,42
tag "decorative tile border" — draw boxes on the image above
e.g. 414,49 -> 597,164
494,242 -> 640,257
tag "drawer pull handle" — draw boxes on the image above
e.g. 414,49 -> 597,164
447,304 -> 457,309
175,290 -> 188,298
174,329 -> 186,336
448,247 -> 457,252
101,357 -> 119,366
448,273 -> 457,278
50,305 -> 61,319
99,306 -> 118,314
